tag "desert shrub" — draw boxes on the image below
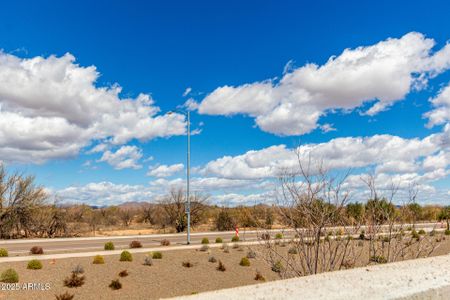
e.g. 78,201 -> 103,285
254,270 -> 265,281
445,229 -> 450,235
247,250 -> 256,258
429,230 -> 436,236
182,261 -> 194,268
208,255 -> 217,263
222,243 -> 230,253
72,264 -> 84,274
240,257 -> 250,266
63,272 -> 85,288
215,237 -> 223,243
231,236 -> 239,242
143,256 -> 153,266
129,240 -> 142,248
109,279 -> 122,290
370,255 -> 387,264
93,255 -> 105,264
152,251 -> 163,259
0,268 -> 19,283
0,248 -> 8,257
199,245 -> 209,252
201,237 -> 209,244
27,259 -> 43,270
261,233 -> 270,240
275,233 -> 283,239
271,260 -> 283,273
418,229 -> 426,235
382,236 -> 390,243
217,260 -> 226,271
335,229 -> 343,236
357,240 -> 364,247
55,291 -> 74,300
104,241 -> 115,250
30,246 -> 44,255
411,229 -> 419,239
359,230 -> 365,240
232,243 -> 240,250
161,239 -> 170,246
120,251 -> 133,262
118,270 -> 128,277
288,247 -> 298,254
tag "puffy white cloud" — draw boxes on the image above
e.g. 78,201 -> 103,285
147,163 -> 184,177
198,32 -> 450,136
98,145 -> 143,170
0,52 -> 186,163
425,83 -> 450,127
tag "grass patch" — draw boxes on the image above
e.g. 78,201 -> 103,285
0,268 -> 18,283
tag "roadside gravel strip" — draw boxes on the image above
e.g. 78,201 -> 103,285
171,253 -> 450,300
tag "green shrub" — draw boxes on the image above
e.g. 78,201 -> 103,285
27,259 -> 43,270
0,268 -> 18,283
247,250 -> 256,258
109,279 -> 122,290
215,237 -> 223,243
418,229 -> 426,235
93,255 -> 105,264
120,251 -> 133,262
254,270 -> 265,281
63,272 -> 85,288
55,291 -> 75,300
129,240 -> 142,248
239,257 -> 250,266
445,229 -> 450,235
231,236 -> 239,242
216,260 -> 226,271
30,246 -> 44,255
104,241 -> 115,250
370,255 -> 387,264
118,270 -> 128,277
152,251 -> 162,259
0,248 -> 8,257
201,237 -> 209,244
275,233 -> 283,239
411,230 -> 419,239
288,247 -> 298,254
271,261 -> 283,273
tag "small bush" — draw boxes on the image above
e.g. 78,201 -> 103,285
152,251 -> 163,259
429,230 -> 436,236
0,268 -> 19,283
271,261 -> 283,273
93,255 -> 105,264
359,230 -> 365,240
254,270 -> 265,281
109,279 -> 122,290
445,229 -> 450,235
104,242 -> 115,250
222,243 -> 230,253
161,239 -> 170,246
129,240 -> 142,248
370,255 -> 387,264
30,246 -> 44,255
240,257 -> 250,266
411,229 -> 419,239
275,233 -> 283,239
382,237 -> 390,243
217,260 -> 226,271
208,255 -> 217,263
357,240 -> 364,247
0,248 -> 8,257
201,237 -> 210,244
143,256 -> 153,266
200,245 -> 209,252
27,259 -> 43,270
55,291 -> 75,300
231,236 -> 239,242
232,243 -> 240,249
261,233 -> 270,240
418,229 -> 426,235
72,264 -> 84,274
288,247 -> 298,254
118,270 -> 128,277
247,250 -> 257,259
215,237 -> 223,243
63,272 -> 85,288
120,251 -> 133,262
182,261 -> 194,268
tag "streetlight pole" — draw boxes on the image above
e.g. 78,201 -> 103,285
167,109 -> 191,245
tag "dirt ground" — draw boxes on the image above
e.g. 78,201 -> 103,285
1,236 -> 449,300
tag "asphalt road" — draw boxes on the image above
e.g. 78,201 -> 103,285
0,222 -> 442,256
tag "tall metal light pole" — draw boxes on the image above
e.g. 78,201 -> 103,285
168,109 -> 191,245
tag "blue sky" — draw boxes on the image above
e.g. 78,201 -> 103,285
1,1 -> 450,206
